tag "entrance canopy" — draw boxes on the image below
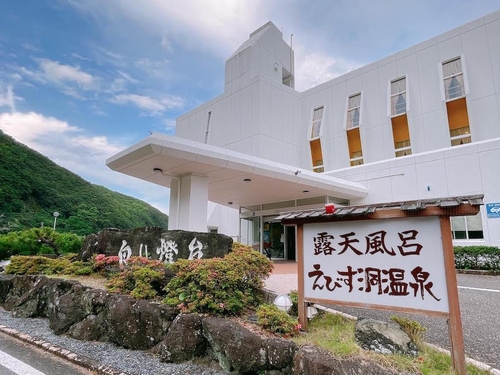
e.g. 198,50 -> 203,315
106,133 -> 368,208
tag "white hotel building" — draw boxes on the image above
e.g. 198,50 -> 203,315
108,10 -> 500,260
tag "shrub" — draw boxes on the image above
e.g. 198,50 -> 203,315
6,255 -> 69,275
164,243 -> 273,316
256,304 -> 301,336
390,315 -> 427,349
54,232 -> 83,254
92,254 -> 121,275
0,228 -> 83,260
454,246 -> 500,271
5,254 -> 91,276
106,257 -> 168,300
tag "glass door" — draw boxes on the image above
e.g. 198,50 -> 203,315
263,216 -> 285,259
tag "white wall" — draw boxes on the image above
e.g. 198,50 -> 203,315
301,10 -> 500,171
327,138 -> 500,248
207,202 -> 240,240
173,11 -> 500,244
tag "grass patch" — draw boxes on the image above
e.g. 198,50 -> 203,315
291,312 -> 359,358
291,311 -> 490,375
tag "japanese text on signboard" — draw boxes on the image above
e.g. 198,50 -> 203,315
302,217 -> 448,313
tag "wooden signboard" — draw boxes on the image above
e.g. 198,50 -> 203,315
286,200 -> 481,375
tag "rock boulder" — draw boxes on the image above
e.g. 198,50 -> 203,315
105,296 -> 177,350
203,317 -> 267,373
79,227 -> 233,263
354,317 -> 419,356
293,345 -> 395,375
159,313 -> 206,363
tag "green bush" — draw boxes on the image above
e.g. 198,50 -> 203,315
6,255 -> 69,275
256,304 -> 301,336
454,246 -> 500,270
5,254 -> 90,275
106,257 -> 168,300
0,228 -> 83,260
164,243 -> 273,316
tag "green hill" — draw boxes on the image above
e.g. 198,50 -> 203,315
0,130 -> 168,235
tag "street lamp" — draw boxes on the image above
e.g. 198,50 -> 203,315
53,212 -> 59,231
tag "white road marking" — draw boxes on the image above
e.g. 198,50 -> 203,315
0,348 -> 46,375
458,286 -> 500,293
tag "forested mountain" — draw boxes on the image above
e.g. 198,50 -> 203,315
0,130 -> 168,235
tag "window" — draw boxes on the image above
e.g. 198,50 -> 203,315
310,107 -> 324,139
346,94 -> 363,166
442,57 -> 471,146
390,77 -> 407,116
389,77 -> 411,157
451,213 -> 483,240
346,94 -> 361,129
309,107 -> 325,172
204,111 -> 212,144
443,58 -> 465,101
310,139 -> 324,173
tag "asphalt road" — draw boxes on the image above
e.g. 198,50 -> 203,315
0,332 -> 92,375
326,274 -> 500,370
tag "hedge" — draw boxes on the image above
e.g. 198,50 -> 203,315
454,246 -> 500,271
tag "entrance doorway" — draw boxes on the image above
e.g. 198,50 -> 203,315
286,226 -> 296,261
263,217 -> 296,261
263,217 -> 284,259
240,215 -> 296,261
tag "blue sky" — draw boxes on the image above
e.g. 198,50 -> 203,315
1,1 -> 499,215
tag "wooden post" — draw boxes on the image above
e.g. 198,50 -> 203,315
296,224 -> 307,330
440,216 -> 466,375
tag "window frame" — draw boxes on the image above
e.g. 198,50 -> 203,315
451,213 -> 484,240
308,106 -> 325,141
204,111 -> 212,144
439,55 -> 469,103
389,76 -> 408,118
345,93 -> 362,130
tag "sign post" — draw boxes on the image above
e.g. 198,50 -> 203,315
440,217 -> 466,374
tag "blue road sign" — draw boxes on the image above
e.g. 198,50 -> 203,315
486,203 -> 500,218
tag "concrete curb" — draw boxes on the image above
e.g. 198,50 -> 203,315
456,269 -> 500,276
0,325 -> 129,375
313,304 -> 500,375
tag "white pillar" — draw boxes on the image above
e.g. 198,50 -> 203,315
168,179 -> 180,230
168,174 -> 208,232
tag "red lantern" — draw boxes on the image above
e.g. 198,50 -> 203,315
325,203 -> 335,214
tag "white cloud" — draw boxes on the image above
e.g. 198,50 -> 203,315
68,0 -> 267,57
37,58 -> 95,89
161,34 -> 172,51
16,59 -> 98,100
22,43 -> 41,52
0,111 -> 78,144
117,71 -> 138,84
163,118 -> 176,131
113,94 -> 184,114
0,110 -> 170,214
71,53 -> 91,62
294,48 -> 360,91
0,85 -> 16,112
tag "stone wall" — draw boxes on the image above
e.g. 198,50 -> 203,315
0,275 -> 404,374
79,228 -> 233,264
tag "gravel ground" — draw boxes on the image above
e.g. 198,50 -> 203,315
0,308 -> 228,375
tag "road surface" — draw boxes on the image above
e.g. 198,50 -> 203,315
0,331 -> 91,375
